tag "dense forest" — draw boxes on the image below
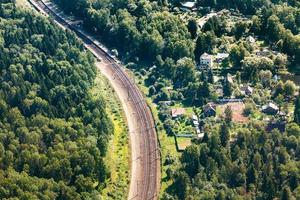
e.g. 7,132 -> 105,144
164,121 -> 300,199
0,3 -> 112,199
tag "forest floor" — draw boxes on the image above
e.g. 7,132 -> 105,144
91,69 -> 130,199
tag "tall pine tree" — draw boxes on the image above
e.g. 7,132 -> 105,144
295,94 -> 300,124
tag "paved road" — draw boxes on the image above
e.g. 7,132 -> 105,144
28,0 -> 161,199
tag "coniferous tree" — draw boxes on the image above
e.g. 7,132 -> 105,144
220,123 -> 230,146
294,94 -> 300,124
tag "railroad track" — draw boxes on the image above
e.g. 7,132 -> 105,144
27,0 -> 160,199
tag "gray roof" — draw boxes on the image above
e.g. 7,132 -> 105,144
200,52 -> 213,60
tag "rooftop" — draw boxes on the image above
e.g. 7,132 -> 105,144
263,102 -> 279,110
181,1 -> 196,8
203,103 -> 216,113
200,52 -> 213,60
171,108 -> 186,118
216,53 -> 229,59
247,36 -> 256,43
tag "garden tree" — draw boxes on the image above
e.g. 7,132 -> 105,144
173,172 -> 191,200
201,80 -> 211,99
173,57 -> 196,88
224,106 -> 233,124
156,56 -> 177,79
243,103 -> 255,116
187,18 -> 198,39
148,85 -> 157,96
259,70 -> 273,87
283,80 -> 296,97
234,21 -> 249,39
275,94 -> 285,109
295,94 -> 300,124
194,31 -> 217,62
0,4 -> 113,198
223,76 -> 233,97
274,81 -> 285,97
229,43 -> 249,69
181,145 -> 200,177
246,164 -> 258,188
220,123 -> 230,146
207,68 -> 214,83
274,53 -> 288,70
202,16 -> 226,37
184,81 -> 209,106
281,186 -> 296,200
250,15 -> 262,34
256,5 -> 300,65
134,0 -> 153,17
286,123 -> 300,137
242,56 -> 274,82
140,29 -> 164,61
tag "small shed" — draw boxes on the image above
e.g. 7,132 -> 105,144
180,1 -> 197,11
215,53 -> 229,63
262,102 -> 279,115
241,85 -> 253,96
203,103 -> 216,117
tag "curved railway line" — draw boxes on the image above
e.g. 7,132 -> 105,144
28,0 -> 160,199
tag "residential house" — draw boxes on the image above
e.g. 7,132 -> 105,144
180,1 -> 197,12
255,48 -> 271,57
171,108 -> 186,119
240,85 -> 253,96
203,103 -> 216,117
158,101 -> 173,107
215,53 -> 229,64
262,102 -> 279,115
200,53 -> 213,69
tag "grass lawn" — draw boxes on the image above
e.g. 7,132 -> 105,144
90,72 -> 130,200
175,137 -> 192,151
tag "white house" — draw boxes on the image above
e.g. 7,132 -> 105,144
180,1 -> 197,11
200,53 -> 213,69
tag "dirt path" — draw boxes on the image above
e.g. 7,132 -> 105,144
96,60 -> 143,199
